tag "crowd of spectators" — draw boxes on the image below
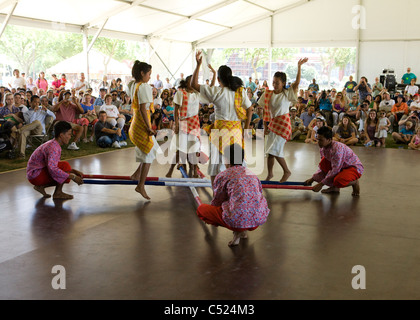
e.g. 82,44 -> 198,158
1,67 -> 419,160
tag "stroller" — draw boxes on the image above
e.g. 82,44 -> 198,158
0,119 -> 17,159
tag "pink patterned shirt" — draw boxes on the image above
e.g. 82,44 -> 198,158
313,141 -> 364,187
26,139 -> 69,184
211,166 -> 270,229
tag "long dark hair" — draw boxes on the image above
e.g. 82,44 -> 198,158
273,71 -> 287,85
132,60 -> 152,82
217,65 -> 243,91
178,75 -> 192,90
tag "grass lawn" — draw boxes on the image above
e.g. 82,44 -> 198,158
0,137 -> 135,173
0,131 -> 414,174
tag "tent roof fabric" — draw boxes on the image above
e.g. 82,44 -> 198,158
0,0 -> 311,45
1,0 -> 419,48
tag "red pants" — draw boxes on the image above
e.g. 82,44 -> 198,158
28,161 -> 72,186
319,157 -> 361,188
196,204 -> 258,233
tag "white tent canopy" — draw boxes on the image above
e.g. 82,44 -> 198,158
1,0 -> 420,83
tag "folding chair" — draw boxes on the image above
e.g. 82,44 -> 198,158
27,119 -> 54,148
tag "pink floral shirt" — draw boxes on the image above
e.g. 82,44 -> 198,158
26,139 -> 69,184
211,166 -> 270,229
313,141 -> 364,187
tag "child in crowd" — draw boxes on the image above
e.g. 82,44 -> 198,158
408,127 -> 420,150
363,109 -> 380,147
151,109 -> 162,133
305,116 -> 326,144
392,120 -> 415,144
375,110 -> 391,147
196,144 -> 270,247
333,115 -> 358,146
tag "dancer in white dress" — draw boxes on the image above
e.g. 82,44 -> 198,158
259,58 -> 308,182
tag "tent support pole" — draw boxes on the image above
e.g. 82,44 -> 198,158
148,40 -> 175,80
0,0 -> 18,40
82,27 -> 90,87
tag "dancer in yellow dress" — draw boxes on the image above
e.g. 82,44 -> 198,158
128,61 -> 158,200
190,51 -> 253,186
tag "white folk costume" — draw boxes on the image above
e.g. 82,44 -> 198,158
200,85 -> 252,176
258,88 -> 297,158
128,81 -> 160,163
170,89 -> 201,154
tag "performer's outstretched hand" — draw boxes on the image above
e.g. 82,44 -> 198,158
298,57 -> 308,67
196,50 -> 203,65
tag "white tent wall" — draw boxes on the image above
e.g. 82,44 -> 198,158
358,0 -> 420,84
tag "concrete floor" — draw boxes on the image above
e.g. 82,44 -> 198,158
0,141 -> 419,300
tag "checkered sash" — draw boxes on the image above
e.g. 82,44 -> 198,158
263,90 -> 274,122
178,90 -> 201,139
179,115 -> 201,139
235,87 -> 247,120
268,114 -> 292,141
204,120 -> 243,154
179,89 -> 188,118
262,90 -> 291,140
128,82 -> 155,154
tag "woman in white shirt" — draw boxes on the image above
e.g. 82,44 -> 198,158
166,75 -> 201,178
191,51 -> 253,185
99,94 -> 126,129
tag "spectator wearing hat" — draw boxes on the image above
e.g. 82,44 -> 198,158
289,107 -> 304,140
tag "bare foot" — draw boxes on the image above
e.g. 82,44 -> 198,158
228,232 -> 242,247
34,185 -> 51,198
351,180 -> 360,197
165,171 -> 173,178
279,171 -> 291,183
265,174 -> 273,181
53,192 -> 74,200
321,187 -> 340,194
135,186 -> 151,200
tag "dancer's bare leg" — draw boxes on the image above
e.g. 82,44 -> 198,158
53,183 -> 73,200
135,163 -> 151,200
33,185 -> 52,198
348,179 -> 360,197
166,151 -> 179,178
228,231 -> 248,247
276,157 -> 291,183
265,155 -> 275,181
131,163 -> 142,181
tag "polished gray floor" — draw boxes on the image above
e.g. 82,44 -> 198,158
0,142 -> 419,300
